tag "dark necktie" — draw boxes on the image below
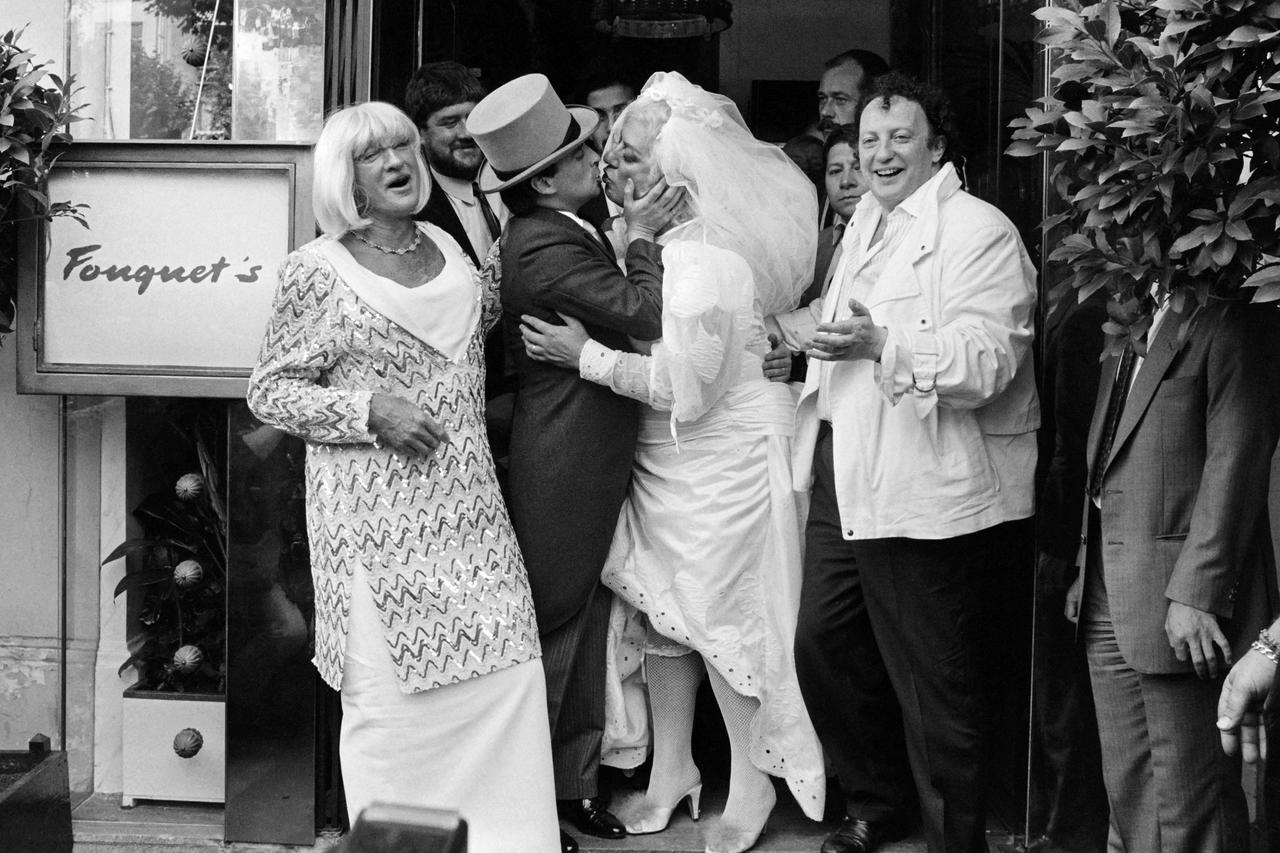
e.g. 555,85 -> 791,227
472,181 -> 502,240
1088,344 -> 1138,499
593,222 -> 620,262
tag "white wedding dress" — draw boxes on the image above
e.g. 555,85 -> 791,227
585,229 -> 826,821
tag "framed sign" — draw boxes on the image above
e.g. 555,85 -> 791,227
17,141 -> 314,397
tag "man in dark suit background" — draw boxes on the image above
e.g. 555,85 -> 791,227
467,73 -> 684,853
405,61 -> 508,265
1029,287 -> 1109,852
404,62 -> 515,482
575,67 -> 638,249
1082,296 -> 1280,852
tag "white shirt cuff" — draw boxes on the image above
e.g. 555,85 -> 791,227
579,339 -> 619,383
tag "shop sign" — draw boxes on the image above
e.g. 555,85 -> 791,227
17,141 -> 313,397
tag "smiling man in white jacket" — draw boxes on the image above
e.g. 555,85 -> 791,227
790,72 -> 1038,853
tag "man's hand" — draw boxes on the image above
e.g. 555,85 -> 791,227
368,393 -> 450,457
624,176 -> 688,243
1217,647 -> 1276,763
1166,601 -> 1232,679
521,313 -> 591,369
1037,551 -> 1076,600
808,299 -> 888,363
1064,570 -> 1084,624
763,334 -> 792,382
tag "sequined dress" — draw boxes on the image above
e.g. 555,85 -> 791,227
247,226 -> 541,694
247,224 -> 558,851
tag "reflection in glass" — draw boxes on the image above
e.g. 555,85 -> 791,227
64,0 -> 323,142
224,403 -> 317,844
232,1 -> 324,141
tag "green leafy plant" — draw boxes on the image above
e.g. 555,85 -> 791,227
0,26 -> 88,338
106,404 -> 227,693
1007,0 -> 1280,349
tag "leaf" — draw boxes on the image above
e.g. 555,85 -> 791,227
1162,18 -> 1209,39
1252,282 -> 1280,302
1243,264 -> 1280,290
102,538 -> 162,565
1226,219 -> 1252,240
1220,26 -> 1279,47
1040,211 -> 1073,231
113,569 -> 173,598
1057,137 -> 1098,152
1035,6 -> 1085,27
1102,0 -> 1121,47
1170,222 -> 1222,254
1004,140 -> 1042,158
1210,235 -> 1237,267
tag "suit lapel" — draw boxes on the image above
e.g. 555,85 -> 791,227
417,187 -> 479,266
1105,310 -> 1191,471
529,207 -> 617,265
821,242 -> 843,297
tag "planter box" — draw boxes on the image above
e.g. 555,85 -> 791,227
0,734 -> 72,853
122,687 -> 225,807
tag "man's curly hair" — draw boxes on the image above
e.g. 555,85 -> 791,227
855,72 -> 962,168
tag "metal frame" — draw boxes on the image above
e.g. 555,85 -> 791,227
16,141 -> 314,398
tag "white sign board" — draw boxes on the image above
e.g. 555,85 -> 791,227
18,142 -> 313,397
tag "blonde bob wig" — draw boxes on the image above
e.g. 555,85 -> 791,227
312,101 -> 432,236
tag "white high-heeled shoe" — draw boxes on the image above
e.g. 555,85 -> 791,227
704,819 -> 770,853
624,779 -> 703,835
703,779 -> 776,853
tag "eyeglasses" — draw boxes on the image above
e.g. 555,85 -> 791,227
354,140 -> 415,165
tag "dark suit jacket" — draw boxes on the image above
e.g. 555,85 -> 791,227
415,184 -> 477,264
1036,289 -> 1108,560
1086,298 -> 1280,672
501,207 -> 664,634
788,224 -> 843,383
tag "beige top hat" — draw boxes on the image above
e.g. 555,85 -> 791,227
468,73 -> 599,193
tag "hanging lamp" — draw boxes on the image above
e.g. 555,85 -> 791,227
592,0 -> 733,39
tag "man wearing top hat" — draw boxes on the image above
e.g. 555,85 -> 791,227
467,74 -> 686,853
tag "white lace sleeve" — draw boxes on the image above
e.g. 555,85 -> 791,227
578,339 -> 675,410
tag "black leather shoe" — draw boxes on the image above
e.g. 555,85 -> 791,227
557,797 -> 627,839
820,817 -> 908,853
560,828 -> 579,853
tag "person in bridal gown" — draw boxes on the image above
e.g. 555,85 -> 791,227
520,71 -> 826,853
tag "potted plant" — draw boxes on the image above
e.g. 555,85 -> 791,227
0,25 -> 87,342
1007,0 -> 1280,344
105,400 -> 228,806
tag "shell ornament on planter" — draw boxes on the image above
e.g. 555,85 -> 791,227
173,560 -> 203,588
174,473 -> 204,500
173,645 -> 203,675
172,727 -> 204,758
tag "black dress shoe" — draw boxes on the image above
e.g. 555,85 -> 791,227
557,797 -> 626,839
820,817 -> 908,853
560,828 -> 579,853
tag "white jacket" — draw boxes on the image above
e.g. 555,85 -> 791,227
791,163 -> 1040,540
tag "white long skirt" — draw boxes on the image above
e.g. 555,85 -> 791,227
601,424 -> 826,821
340,563 -> 560,853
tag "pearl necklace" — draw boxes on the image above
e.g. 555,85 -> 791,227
352,228 -> 422,255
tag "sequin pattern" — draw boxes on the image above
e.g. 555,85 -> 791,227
248,239 -> 540,693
